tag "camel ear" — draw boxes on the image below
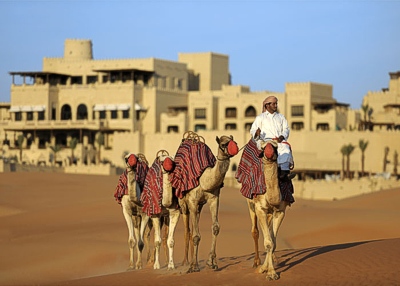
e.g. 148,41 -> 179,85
216,136 -> 220,144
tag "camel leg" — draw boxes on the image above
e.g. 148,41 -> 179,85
255,207 -> 279,280
206,195 -> 220,270
167,209 -> 180,270
179,200 -> 191,266
247,200 -> 261,267
121,199 -> 136,270
271,203 -> 287,264
139,214 -> 154,265
187,199 -> 201,273
162,221 -> 169,266
151,217 -> 162,269
133,215 -> 143,270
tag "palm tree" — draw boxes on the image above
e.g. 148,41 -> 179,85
342,144 -> 355,179
383,146 -> 390,172
17,134 -> 24,163
340,145 -> 347,180
358,139 -> 369,177
69,138 -> 78,165
96,133 -> 105,164
50,145 -> 62,166
394,150 -> 398,176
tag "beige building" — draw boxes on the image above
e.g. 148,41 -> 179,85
0,39 -> 399,181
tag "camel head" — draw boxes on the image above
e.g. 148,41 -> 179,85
124,153 -> 148,170
216,135 -> 239,158
125,153 -> 138,170
156,149 -> 175,173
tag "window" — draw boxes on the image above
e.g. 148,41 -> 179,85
167,126 -> 179,133
38,111 -> 45,120
195,124 -> 206,132
291,105 -> 304,117
61,104 -> 72,120
225,123 -> 237,130
77,104 -> 88,120
26,112 -> 33,121
99,111 -> 106,119
292,122 -> 304,130
122,110 -> 130,119
87,76 -> 97,84
71,76 -> 82,85
245,106 -> 256,117
194,108 -> 206,119
316,123 -> 329,131
15,112 -> 22,121
245,123 -> 252,131
51,107 -> 56,120
225,107 -> 237,118
111,110 -> 118,119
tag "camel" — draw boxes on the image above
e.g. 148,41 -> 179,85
139,150 -> 181,270
173,132 -> 239,273
237,139 -> 294,280
113,153 -> 151,270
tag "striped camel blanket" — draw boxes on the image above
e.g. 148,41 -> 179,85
141,159 -> 164,216
113,160 -> 149,205
170,139 -> 216,199
235,139 -> 295,204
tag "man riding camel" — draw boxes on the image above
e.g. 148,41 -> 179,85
249,95 -> 296,181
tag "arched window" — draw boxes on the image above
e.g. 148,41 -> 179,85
245,106 -> 256,117
77,104 -> 88,120
61,104 -> 72,120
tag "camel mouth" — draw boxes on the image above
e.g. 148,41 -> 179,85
227,140 -> 239,157
162,157 -> 175,172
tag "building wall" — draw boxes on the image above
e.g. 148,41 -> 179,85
178,52 -> 229,91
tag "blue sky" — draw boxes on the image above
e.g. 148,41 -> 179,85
1,0 -> 399,109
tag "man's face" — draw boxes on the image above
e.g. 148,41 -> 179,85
265,99 -> 278,113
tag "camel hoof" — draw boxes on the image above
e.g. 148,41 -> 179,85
186,266 -> 200,273
167,263 -> 175,270
266,273 -> 280,280
153,262 -> 160,270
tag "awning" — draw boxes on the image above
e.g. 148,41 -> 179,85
9,106 -> 21,112
10,105 -> 46,112
117,104 -> 131,111
93,104 -> 106,111
135,103 -> 147,111
21,106 -> 33,112
105,104 -> 117,111
33,105 -> 45,112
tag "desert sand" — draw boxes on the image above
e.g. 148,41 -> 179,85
0,172 -> 399,286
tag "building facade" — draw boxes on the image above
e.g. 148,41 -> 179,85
0,39 -> 399,179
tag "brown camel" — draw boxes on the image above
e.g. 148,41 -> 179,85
139,150 -> 181,270
238,139 -> 294,280
114,153 -> 151,270
175,133 -> 239,273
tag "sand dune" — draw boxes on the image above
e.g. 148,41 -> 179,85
0,172 -> 399,286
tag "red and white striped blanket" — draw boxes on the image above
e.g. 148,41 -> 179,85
170,139 -> 216,199
113,160 -> 149,205
141,158 -> 163,216
235,139 -> 295,204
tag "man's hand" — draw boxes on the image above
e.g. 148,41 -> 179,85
254,128 -> 261,139
277,135 -> 285,143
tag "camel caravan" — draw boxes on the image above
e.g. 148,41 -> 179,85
113,131 -> 294,280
